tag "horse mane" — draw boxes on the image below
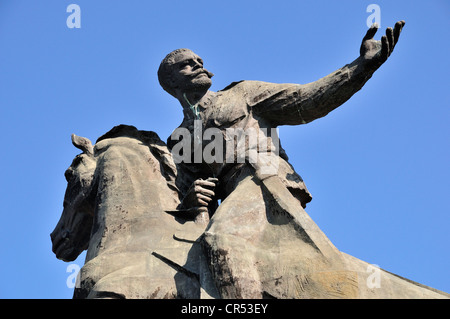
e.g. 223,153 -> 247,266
96,124 -> 162,143
96,125 -> 178,193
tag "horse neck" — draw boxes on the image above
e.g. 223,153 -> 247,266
85,137 -> 180,260
99,137 -> 177,205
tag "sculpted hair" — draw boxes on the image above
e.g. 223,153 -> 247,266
157,48 -> 193,97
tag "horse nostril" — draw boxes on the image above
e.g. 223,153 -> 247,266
52,229 -> 71,255
62,230 -> 70,240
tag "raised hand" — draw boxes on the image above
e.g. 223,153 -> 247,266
360,20 -> 405,68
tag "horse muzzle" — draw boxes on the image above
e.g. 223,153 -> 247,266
50,229 -> 76,262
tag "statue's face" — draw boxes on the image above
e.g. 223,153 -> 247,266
168,50 -> 213,94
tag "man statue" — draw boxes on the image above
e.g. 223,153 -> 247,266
159,22 -> 405,298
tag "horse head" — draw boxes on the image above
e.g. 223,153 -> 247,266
51,134 -> 97,262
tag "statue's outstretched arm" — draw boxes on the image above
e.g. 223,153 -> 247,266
296,21 -> 405,124
251,21 -> 405,126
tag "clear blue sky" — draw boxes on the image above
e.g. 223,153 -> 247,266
0,1 -> 448,298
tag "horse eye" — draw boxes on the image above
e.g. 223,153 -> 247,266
73,156 -> 83,165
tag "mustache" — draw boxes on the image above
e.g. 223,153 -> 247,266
190,69 -> 214,79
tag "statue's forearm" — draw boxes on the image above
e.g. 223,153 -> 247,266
298,56 -> 376,124
251,57 -> 378,126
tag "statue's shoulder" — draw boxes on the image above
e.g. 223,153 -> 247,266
218,80 -> 272,93
218,80 -> 244,92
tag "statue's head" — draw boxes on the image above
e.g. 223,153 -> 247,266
158,48 -> 214,98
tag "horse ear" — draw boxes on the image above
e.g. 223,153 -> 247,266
71,134 -> 94,156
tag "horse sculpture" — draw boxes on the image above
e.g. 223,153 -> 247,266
50,125 -> 219,299
51,125 -> 448,299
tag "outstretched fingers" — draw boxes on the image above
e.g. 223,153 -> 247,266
386,27 -> 394,56
361,20 -> 405,66
363,23 -> 379,41
381,35 -> 389,62
393,20 -> 405,47
387,20 -> 405,57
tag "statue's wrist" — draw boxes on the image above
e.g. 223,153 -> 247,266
360,55 -> 382,73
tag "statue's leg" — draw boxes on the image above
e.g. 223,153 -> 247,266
202,174 -> 267,298
202,174 -> 359,299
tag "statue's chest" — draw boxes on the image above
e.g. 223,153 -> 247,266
201,93 -> 249,130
